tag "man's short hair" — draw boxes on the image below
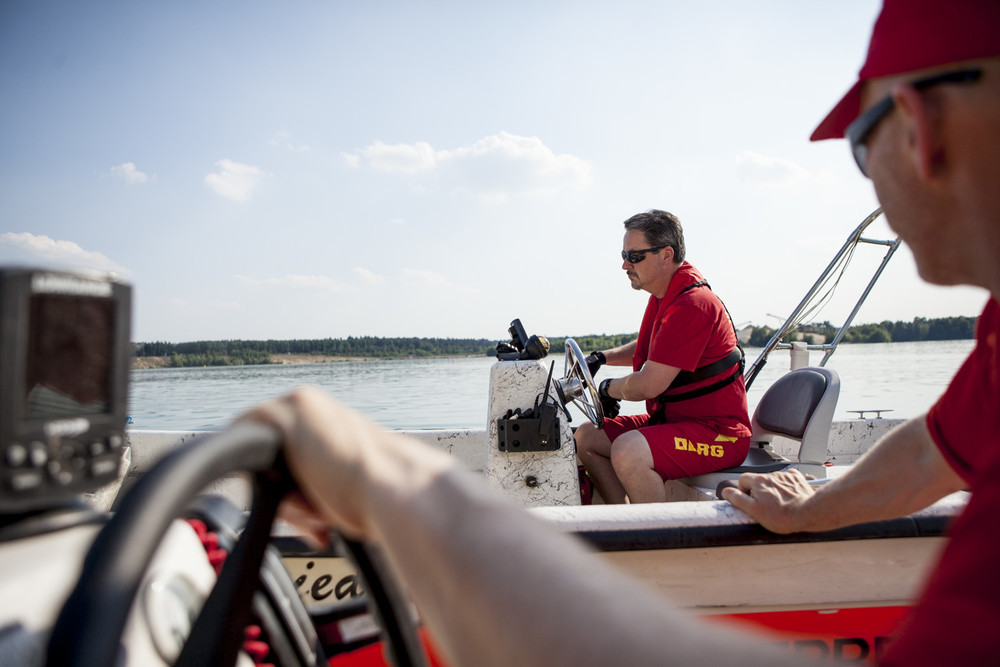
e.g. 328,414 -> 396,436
623,210 -> 685,263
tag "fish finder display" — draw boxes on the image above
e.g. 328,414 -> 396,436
0,269 -> 131,512
25,293 -> 113,421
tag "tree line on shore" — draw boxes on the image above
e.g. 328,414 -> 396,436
132,315 -> 977,368
751,315 -> 977,347
132,336 -> 497,367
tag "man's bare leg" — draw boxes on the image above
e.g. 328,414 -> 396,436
575,422 -> 627,504
611,431 -> 667,503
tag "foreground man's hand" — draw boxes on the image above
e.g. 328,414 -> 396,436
240,387 -> 455,543
721,469 -> 817,534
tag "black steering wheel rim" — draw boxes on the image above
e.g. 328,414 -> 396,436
46,422 -> 426,667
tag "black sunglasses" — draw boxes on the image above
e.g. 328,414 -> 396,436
622,246 -> 666,264
846,68 -> 982,177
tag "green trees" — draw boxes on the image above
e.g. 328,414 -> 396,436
132,337 -> 498,367
131,316 -> 977,369
744,315 -> 976,348
544,334 -> 637,354
840,316 -> 975,343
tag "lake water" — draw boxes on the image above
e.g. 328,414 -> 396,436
127,339 -> 976,431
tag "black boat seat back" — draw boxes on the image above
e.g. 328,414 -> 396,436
755,367 -> 831,440
681,366 -> 840,491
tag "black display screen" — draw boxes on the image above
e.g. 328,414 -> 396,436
23,294 -> 114,421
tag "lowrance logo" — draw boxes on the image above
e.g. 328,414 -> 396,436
32,274 -> 113,297
44,418 -> 90,438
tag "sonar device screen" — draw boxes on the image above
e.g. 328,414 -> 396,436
24,294 -> 114,422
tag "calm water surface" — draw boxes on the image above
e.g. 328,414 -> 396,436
128,340 -> 976,431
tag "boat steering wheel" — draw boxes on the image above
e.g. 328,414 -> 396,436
46,423 -> 427,667
556,339 -> 605,428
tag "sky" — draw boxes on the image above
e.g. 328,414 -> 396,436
0,1 -> 990,343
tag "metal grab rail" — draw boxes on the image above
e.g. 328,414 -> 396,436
744,208 -> 900,390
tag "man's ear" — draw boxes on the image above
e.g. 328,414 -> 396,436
893,83 -> 943,180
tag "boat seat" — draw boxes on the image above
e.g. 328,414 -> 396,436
681,366 -> 840,493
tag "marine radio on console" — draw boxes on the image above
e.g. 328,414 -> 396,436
0,268 -> 131,511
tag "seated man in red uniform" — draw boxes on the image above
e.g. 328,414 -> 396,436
574,210 -> 751,504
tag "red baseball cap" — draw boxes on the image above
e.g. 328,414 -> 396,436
811,0 -> 1000,141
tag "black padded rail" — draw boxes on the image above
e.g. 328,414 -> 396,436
273,513 -> 955,560
574,513 -> 954,553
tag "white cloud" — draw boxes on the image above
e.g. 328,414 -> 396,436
341,152 -> 360,169
208,300 -> 244,311
401,268 -> 446,286
353,267 -> 385,284
734,151 -> 811,188
108,162 -> 151,184
0,232 -> 128,275
236,273 -> 344,292
205,159 -> 264,201
440,132 -> 591,200
345,132 -> 591,201
360,141 -> 436,174
269,131 -> 310,153
401,268 -> 477,294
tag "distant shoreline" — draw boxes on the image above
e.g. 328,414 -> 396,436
131,315 -> 978,371
130,353 -> 477,370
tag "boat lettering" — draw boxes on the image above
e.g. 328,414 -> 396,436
673,436 -> 724,458
292,559 -> 365,602
771,636 -> 892,664
709,604 -> 908,666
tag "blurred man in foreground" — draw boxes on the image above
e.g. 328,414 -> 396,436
248,0 -> 1000,664
723,0 -> 1000,663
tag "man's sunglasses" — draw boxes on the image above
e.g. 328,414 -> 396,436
846,68 -> 982,177
622,246 -> 666,264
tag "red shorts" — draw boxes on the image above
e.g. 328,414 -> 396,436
602,414 -> 750,480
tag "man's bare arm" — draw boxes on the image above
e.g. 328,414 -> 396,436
603,358 -> 681,402
247,388 -> 800,667
599,340 -> 636,366
723,416 -> 966,534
